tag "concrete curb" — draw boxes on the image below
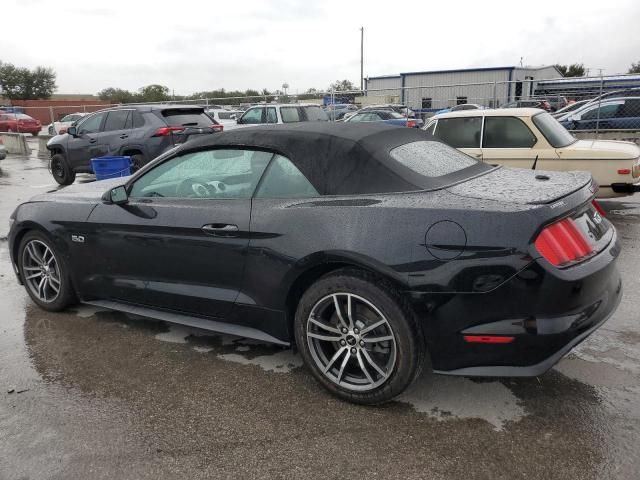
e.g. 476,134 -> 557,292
0,133 -> 30,155
37,135 -> 53,159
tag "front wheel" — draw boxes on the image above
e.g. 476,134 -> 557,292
294,269 -> 424,404
18,231 -> 76,311
50,153 -> 76,185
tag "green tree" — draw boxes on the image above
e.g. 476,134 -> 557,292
329,79 -> 357,91
138,84 -> 170,102
0,61 -> 56,99
97,87 -> 137,104
554,63 -> 586,77
628,61 -> 640,74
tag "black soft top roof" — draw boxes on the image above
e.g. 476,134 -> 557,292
179,123 -> 492,195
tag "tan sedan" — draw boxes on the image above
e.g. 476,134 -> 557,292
424,108 -> 640,198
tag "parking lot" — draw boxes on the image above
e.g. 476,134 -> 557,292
0,139 -> 638,479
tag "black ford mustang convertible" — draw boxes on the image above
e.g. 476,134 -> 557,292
9,123 -> 622,404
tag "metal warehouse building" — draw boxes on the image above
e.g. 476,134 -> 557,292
364,66 -> 561,111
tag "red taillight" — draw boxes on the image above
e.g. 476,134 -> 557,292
153,126 -> 185,137
534,217 -> 593,267
463,335 -> 514,344
210,124 -> 223,132
592,199 -> 606,217
406,119 -> 416,128
617,168 -> 631,175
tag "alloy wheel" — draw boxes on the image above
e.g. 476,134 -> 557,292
21,239 -> 61,303
306,293 -> 397,392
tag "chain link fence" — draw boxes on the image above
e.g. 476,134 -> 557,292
2,73 -> 639,140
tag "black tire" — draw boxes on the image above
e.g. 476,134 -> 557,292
31,132 -> 38,137
129,153 -> 145,173
18,231 -> 77,312
50,153 -> 76,185
294,268 -> 424,405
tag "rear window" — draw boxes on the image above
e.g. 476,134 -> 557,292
162,109 -> 212,127
390,141 -> 477,177
532,112 -> 576,148
303,106 -> 328,121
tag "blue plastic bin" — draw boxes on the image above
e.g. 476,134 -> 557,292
90,156 -> 131,181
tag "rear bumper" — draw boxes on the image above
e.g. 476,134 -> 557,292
412,228 -> 622,376
433,280 -> 622,377
611,182 -> 640,194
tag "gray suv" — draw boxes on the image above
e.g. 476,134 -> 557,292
46,105 -> 222,185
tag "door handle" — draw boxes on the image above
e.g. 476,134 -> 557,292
119,134 -> 128,139
89,138 -> 97,144
202,224 -> 239,236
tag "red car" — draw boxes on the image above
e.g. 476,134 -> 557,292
0,113 -> 41,136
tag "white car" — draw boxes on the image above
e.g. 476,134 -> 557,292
424,108 -> 640,198
47,112 -> 89,136
229,103 -> 328,129
206,108 -> 242,125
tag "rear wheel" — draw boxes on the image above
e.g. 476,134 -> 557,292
18,231 -> 76,311
31,132 -> 38,137
294,269 -> 424,404
50,153 -> 76,185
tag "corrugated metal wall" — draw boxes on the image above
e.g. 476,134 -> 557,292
403,69 -> 513,109
365,76 -> 402,100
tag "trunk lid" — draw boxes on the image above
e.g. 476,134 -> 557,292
447,167 -> 592,205
559,139 -> 640,160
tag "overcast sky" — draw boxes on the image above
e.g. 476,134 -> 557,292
3,0 -> 639,95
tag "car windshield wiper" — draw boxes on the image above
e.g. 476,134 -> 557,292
181,122 -> 199,126
145,191 -> 165,197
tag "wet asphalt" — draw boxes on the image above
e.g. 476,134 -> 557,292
0,140 -> 639,480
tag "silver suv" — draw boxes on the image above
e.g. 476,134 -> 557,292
230,104 -> 328,129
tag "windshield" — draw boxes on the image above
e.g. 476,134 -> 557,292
532,112 -> 576,148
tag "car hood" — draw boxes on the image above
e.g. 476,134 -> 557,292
447,167 -> 592,205
558,139 -> 640,160
31,177 -> 130,203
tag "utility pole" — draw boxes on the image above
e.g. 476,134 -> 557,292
360,26 -> 364,92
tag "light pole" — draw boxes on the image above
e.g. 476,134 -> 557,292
360,27 -> 364,92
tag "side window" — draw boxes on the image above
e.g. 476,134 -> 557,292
239,108 -> 264,124
483,117 -> 537,148
132,111 -> 145,128
77,112 -> 106,134
280,107 -> 301,123
433,117 -> 481,148
618,100 -> 640,118
103,110 -> 131,132
582,103 -> 621,120
129,149 -> 273,199
266,107 -> 278,123
255,155 -> 318,198
424,121 -> 436,136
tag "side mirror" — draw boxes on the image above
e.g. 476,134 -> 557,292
66,126 -> 77,136
102,185 -> 129,205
